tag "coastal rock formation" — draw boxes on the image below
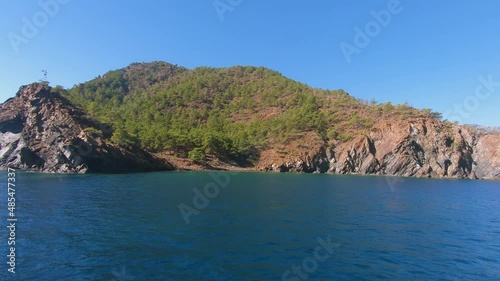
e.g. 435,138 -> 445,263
260,119 -> 500,180
473,135 -> 500,179
1,83 -> 497,179
0,83 -> 173,173
1,63 -> 498,179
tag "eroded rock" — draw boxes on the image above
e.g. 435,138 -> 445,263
0,83 -> 173,173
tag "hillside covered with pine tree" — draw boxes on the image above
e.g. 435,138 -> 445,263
1,61 -> 498,179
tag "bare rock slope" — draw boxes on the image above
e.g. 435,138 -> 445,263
0,83 -> 173,173
259,119 -> 500,180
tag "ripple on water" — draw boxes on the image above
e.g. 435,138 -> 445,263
2,171 -> 500,280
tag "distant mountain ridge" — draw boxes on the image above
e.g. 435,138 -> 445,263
0,62 -> 499,179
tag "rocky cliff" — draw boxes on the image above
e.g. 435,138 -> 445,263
258,119 -> 500,180
0,83 -> 173,173
1,78 -> 498,179
51,62 -> 498,179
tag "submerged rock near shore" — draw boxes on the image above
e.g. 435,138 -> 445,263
0,83 -> 173,173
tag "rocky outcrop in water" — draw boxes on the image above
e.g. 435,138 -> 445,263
0,83 -> 173,173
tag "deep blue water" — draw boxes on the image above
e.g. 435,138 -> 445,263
0,171 -> 499,280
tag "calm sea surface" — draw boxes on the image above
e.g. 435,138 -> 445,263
0,171 -> 499,281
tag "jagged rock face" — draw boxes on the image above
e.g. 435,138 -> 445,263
473,135 -> 500,179
0,84 -> 173,173
260,119 -> 500,180
257,132 -> 331,173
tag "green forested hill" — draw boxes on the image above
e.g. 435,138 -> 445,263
61,62 -> 442,165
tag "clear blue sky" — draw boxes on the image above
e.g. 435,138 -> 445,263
1,0 -> 499,125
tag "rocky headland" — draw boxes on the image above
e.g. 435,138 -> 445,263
0,83 -> 173,173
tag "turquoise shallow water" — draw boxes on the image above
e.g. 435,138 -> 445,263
0,171 -> 499,280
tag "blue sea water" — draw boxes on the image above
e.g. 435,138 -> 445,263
0,171 -> 499,281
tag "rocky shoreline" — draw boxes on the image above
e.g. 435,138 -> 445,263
255,122 -> 500,180
1,83 -> 498,180
0,84 -> 173,173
